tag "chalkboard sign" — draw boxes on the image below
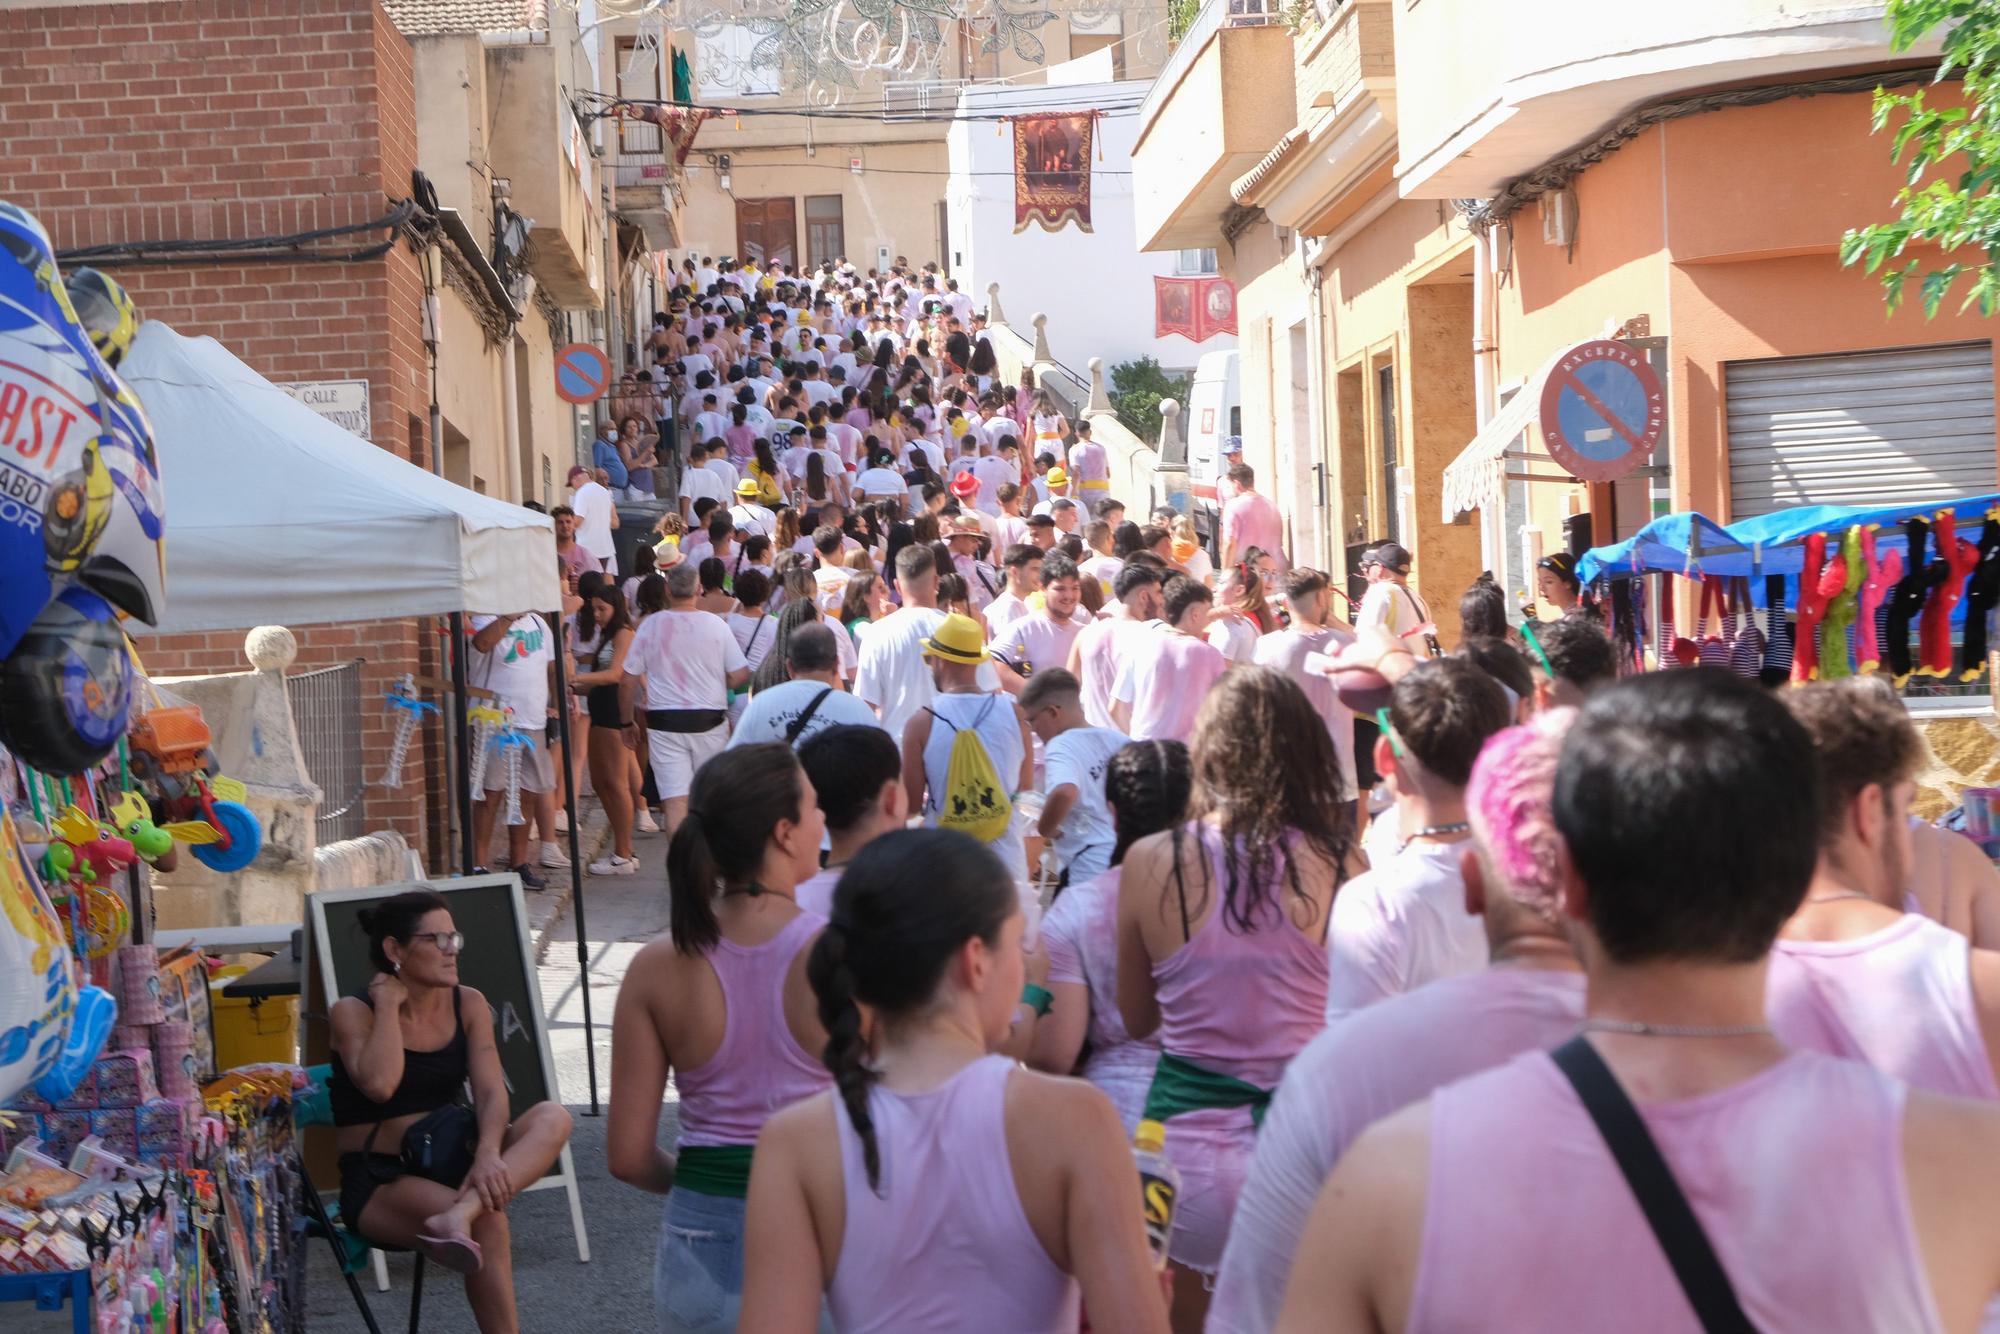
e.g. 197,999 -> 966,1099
307,874 -> 553,1118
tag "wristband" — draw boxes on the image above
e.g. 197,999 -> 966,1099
1020,983 -> 1054,1017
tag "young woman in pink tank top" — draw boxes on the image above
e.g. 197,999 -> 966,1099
740,829 -> 1169,1334
1116,666 -> 1358,1331
606,743 -> 833,1334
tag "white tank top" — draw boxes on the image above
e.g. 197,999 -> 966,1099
921,691 -> 1026,879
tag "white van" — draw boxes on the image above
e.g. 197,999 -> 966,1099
1184,349 -> 1240,541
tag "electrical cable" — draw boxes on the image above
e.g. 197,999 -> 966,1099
57,199 -> 420,270
576,89 -> 1147,124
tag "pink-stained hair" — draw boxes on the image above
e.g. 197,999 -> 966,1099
1465,708 -> 1577,919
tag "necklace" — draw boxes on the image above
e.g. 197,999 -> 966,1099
721,882 -> 796,903
1581,1018 -> 1774,1039
1400,821 -> 1470,852
1803,890 -> 1876,906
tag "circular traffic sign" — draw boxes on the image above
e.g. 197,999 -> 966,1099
554,342 -> 612,404
1537,339 -> 1665,484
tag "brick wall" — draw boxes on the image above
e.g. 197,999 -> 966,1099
0,0 -> 450,863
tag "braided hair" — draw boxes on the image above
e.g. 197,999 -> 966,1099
1104,740 -> 1192,871
807,829 -> 1016,1193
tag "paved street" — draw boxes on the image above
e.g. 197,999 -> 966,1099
305,821 -> 676,1333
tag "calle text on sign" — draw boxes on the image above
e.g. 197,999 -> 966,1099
276,378 -> 372,439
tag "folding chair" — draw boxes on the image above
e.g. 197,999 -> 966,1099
297,1064 -> 428,1334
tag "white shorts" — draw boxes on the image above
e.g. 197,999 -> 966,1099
647,727 -> 728,800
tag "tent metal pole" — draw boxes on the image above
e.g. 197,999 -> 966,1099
549,615 -> 600,1116
449,612 -> 475,877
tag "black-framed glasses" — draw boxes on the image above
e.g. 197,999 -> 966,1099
414,931 -> 464,955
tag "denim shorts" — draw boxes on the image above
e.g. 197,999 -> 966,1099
654,1189 -> 835,1334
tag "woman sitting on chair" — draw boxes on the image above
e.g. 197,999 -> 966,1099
329,889 -> 573,1332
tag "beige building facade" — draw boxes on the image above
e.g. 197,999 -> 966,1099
1133,1 -> 1955,644
679,9 -> 1169,271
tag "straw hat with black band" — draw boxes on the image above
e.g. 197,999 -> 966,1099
921,612 -> 993,665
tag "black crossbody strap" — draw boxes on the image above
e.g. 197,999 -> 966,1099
1551,1038 -> 1759,1334
784,687 -> 836,745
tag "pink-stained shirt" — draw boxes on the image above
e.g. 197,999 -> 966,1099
1042,867 -> 1160,1133
1208,967 -> 1584,1334
1001,609 -> 1090,681
1067,440 -> 1110,485
724,423 -> 758,461
1111,628 -> 1229,742
828,1056 -> 1080,1333
1072,614 -> 1155,730
1222,490 -> 1287,569
1149,825 -> 1331,1271
672,911 -> 831,1148
1408,1050 -> 1941,1333
1768,913 -> 2000,1102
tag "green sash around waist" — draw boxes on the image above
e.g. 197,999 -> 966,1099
675,1143 -> 755,1198
1142,1051 -> 1273,1130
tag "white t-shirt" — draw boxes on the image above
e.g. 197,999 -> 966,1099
704,456 -> 741,495
1253,625 -> 1358,801
855,466 -> 905,500
728,610 -> 779,676
982,589 -> 1031,642
1043,726 -> 1130,883
728,679 -> 886,749
692,409 -> 730,443
1323,840 -> 1486,1023
624,610 -> 747,711
729,503 -> 778,539
803,380 -> 839,407
1357,580 -> 1432,640
1206,614 -> 1261,664
971,456 -> 1016,514
469,614 -> 553,725
571,483 -> 616,563
680,465 -> 726,512
852,605 -> 948,742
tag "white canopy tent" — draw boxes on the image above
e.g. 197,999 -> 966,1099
121,322 -> 558,635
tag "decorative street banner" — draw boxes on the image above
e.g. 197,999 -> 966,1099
1154,276 -> 1239,341
623,104 -> 717,164
1014,111 -> 1095,233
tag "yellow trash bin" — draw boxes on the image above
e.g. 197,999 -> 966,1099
210,966 -> 299,1070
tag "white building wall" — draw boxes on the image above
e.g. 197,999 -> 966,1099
947,80 -> 1236,379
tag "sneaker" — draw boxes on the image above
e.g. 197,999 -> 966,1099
634,808 -> 660,835
554,808 -> 570,834
539,841 -> 571,869
588,854 -> 639,877
511,862 -> 549,892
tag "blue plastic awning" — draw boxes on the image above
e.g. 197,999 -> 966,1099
1577,492 -> 2000,583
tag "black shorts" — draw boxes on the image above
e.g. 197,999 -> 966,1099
337,1151 -> 405,1244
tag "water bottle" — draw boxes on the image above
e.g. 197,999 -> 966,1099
1133,1118 -> 1180,1271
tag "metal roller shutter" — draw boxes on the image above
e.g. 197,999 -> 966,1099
1725,342 -> 1998,518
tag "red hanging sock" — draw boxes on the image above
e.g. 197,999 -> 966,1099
1919,510 -> 1979,677
1792,532 -> 1832,683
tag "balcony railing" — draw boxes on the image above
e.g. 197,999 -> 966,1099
883,77 -> 969,122
1142,0 -> 1275,131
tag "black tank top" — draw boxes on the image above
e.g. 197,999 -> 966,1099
327,986 -> 469,1127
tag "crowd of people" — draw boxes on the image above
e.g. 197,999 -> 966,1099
391,252 -> 2000,1334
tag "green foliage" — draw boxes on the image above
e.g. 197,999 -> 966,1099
1109,357 -> 1191,443
1843,0 -> 2000,317
1168,0 -> 1201,43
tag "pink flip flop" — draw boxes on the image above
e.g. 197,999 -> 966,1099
416,1232 -> 484,1275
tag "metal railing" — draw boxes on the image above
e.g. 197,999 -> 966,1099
883,78 -> 969,122
287,658 -> 367,845
1141,0 -> 1275,131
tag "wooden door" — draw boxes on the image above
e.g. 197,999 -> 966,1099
735,197 -> 797,270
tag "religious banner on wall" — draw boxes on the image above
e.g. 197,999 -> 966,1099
1014,111 -> 1096,233
1154,276 -> 1239,341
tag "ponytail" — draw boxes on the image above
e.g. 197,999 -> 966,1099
808,922 -> 879,1189
664,744 -> 807,957
805,829 -> 1016,1192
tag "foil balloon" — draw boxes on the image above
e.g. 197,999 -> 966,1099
0,789 -> 111,1107
0,203 -> 165,775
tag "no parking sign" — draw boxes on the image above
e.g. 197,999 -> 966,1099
553,342 -> 612,405
1538,339 -> 1664,483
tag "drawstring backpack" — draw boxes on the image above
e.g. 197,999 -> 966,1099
924,696 -> 1013,844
